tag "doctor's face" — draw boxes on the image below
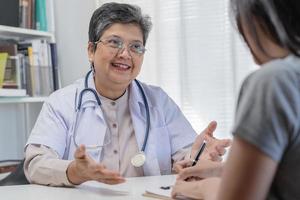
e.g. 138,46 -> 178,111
88,23 -> 145,90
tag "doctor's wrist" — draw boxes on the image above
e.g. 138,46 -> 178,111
66,160 -> 88,185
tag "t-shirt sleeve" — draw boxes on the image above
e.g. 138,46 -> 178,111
232,66 -> 300,162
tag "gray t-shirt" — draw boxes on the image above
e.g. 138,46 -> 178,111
232,55 -> 300,200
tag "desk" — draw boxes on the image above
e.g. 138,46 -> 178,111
0,174 -> 176,200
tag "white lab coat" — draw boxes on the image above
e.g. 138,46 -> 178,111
27,74 -> 197,176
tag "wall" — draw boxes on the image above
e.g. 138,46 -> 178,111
54,0 -> 96,86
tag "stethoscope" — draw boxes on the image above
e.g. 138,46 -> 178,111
73,70 -> 150,167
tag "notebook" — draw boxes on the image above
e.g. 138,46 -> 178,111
143,185 -> 172,200
143,185 -> 191,200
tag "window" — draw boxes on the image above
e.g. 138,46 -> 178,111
97,0 -> 257,138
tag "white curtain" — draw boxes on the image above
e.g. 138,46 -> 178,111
97,0 -> 258,138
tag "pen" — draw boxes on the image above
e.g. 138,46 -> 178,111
191,141 -> 206,166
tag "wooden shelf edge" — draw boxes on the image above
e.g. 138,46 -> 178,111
0,96 -> 47,104
0,25 -> 55,41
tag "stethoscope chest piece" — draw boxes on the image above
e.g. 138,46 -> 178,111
131,151 -> 146,167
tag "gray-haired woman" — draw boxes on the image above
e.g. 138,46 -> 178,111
24,3 -> 230,186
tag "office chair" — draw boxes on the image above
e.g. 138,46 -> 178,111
0,159 -> 29,186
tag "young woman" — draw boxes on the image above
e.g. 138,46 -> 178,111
172,0 -> 300,199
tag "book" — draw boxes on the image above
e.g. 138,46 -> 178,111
143,188 -> 172,200
35,0 -> 47,31
0,42 -> 18,56
0,53 -> 8,88
46,0 -> 55,33
50,43 -> 59,90
0,0 -> 20,27
19,0 -> 30,29
0,88 -> 27,97
143,185 -> 191,200
18,42 -> 33,95
2,56 -> 20,89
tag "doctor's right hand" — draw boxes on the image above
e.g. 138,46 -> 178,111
66,145 -> 125,185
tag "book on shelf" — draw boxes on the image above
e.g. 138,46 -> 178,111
0,0 -> 50,31
50,43 -> 59,90
2,55 -> 21,89
46,0 -> 55,33
0,42 -> 24,90
0,39 -> 57,97
35,0 -> 47,31
0,53 -> 8,88
0,0 -> 20,28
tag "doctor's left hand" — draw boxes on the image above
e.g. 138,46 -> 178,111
173,121 -> 230,174
192,121 -> 231,162
66,145 -> 126,185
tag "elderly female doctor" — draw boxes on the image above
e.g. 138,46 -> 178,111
24,2 -> 230,186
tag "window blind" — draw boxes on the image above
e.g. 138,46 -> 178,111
97,0 -> 257,138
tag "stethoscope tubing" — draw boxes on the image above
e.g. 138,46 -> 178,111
73,70 -> 150,152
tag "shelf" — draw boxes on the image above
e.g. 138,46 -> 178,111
0,96 -> 47,104
0,25 -> 54,41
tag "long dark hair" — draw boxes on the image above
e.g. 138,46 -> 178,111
230,0 -> 300,57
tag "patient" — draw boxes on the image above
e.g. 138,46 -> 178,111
172,0 -> 300,199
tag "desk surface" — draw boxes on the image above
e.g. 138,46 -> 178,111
0,175 -> 176,200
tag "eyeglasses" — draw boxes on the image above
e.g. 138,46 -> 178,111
94,37 -> 146,56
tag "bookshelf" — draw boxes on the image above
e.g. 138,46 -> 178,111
0,25 -> 54,42
0,25 -> 54,161
0,0 -> 58,161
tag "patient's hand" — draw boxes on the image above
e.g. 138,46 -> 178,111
175,160 -> 223,181
171,177 -> 221,200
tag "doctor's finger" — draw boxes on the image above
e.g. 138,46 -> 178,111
95,168 -> 123,179
216,145 -> 227,156
209,152 -> 223,162
203,121 -> 217,137
220,139 -> 231,148
97,177 -> 126,185
74,145 -> 87,159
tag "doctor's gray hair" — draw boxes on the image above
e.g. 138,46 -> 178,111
88,2 -> 152,51
230,0 -> 300,57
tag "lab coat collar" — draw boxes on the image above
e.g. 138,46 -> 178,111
129,80 -> 153,122
75,73 -> 99,108
129,80 -> 148,151
77,76 -> 151,109
75,73 -> 104,120
76,74 -> 151,123
129,80 -> 146,106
